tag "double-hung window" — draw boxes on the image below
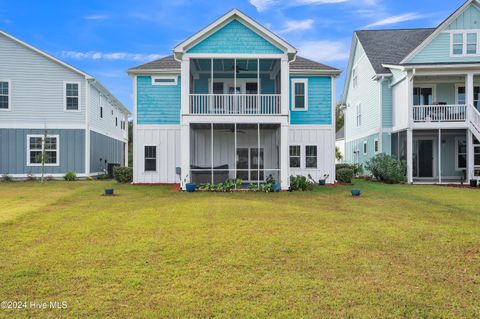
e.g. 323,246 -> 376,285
356,103 -> 362,127
456,138 -> 467,170
144,146 -> 157,172
27,135 -> 59,166
452,31 -> 479,56
0,81 -> 10,110
305,146 -> 317,168
292,79 -> 308,111
65,82 -> 79,111
467,33 -> 477,55
452,33 -> 464,55
289,145 -> 301,168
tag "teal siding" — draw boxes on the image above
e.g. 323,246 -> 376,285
445,4 -> 480,30
382,132 -> 392,155
187,19 -> 283,54
436,83 -> 456,104
441,135 -> 464,177
382,80 -> 392,128
345,133 -> 379,166
137,76 -> 181,124
290,76 -> 332,125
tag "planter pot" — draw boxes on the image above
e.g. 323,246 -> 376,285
272,183 -> 281,192
104,188 -> 114,196
470,179 -> 478,188
185,183 -> 197,193
351,189 -> 361,197
318,179 -> 326,186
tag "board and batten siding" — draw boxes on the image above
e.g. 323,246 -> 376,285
0,128 -> 85,174
407,4 -> 480,64
289,76 -> 332,125
137,76 -> 181,125
89,130 -> 125,174
187,19 -> 283,54
0,33 -> 86,126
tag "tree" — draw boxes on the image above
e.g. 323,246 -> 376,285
336,146 -> 343,162
335,104 -> 344,132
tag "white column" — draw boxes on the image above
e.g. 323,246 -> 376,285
280,56 -> 289,115
280,123 -> 289,189
407,72 -> 414,127
466,72 -> 474,107
438,129 -> 442,184
467,129 -> 474,182
407,129 -> 413,183
180,57 -> 190,115
180,123 -> 190,190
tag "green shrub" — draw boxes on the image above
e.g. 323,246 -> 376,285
63,172 -> 77,181
336,168 -> 353,183
1,174 -> 13,182
289,175 -> 315,191
336,163 -> 363,176
113,166 -> 133,183
365,154 -> 406,184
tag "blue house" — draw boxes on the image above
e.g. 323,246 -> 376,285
342,0 -> 480,183
0,30 -> 130,179
128,9 -> 340,189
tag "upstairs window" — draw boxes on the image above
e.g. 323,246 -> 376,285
467,33 -> 477,55
456,86 -> 480,108
305,145 -> 317,168
144,146 -> 157,172
356,103 -> 362,127
292,79 -> 308,111
100,106 -> 103,118
452,33 -> 464,55
289,145 -> 301,168
0,81 -> 10,110
352,68 -> 358,89
65,83 -> 79,111
413,87 -> 433,106
152,76 -> 177,86
116,117 -> 118,127
451,31 -> 479,56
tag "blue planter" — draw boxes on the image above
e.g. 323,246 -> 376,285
104,188 -> 114,196
186,183 -> 196,192
272,183 -> 281,192
351,189 -> 361,196
318,179 -> 326,186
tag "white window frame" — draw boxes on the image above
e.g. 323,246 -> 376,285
291,78 -> 308,111
356,103 -> 362,127
413,85 -> 436,106
305,145 -> 318,169
363,141 -> 368,155
455,84 -> 480,106
352,68 -> 358,89
26,134 -> 60,166
289,145 -> 301,168
144,145 -> 157,172
374,138 -> 379,154
455,137 -> 467,171
0,80 -> 11,111
449,30 -> 480,57
64,81 -> 81,112
152,76 -> 178,86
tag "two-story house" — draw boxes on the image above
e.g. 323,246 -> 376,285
343,0 -> 480,184
128,9 -> 340,189
0,30 -> 130,178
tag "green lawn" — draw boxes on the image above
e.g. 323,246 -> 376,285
0,180 -> 479,318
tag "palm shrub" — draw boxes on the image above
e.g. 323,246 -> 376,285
365,154 -> 406,184
113,166 -> 133,183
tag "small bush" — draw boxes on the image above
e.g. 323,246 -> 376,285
64,172 -> 77,181
336,168 -> 353,183
365,154 -> 406,184
113,166 -> 133,183
336,163 -> 363,176
1,174 -> 13,182
289,175 -> 315,191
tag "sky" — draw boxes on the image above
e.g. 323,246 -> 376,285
0,0 -> 467,111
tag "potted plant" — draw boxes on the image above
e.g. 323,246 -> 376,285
318,174 -> 329,185
351,189 -> 361,196
267,175 -> 281,192
183,175 -> 196,193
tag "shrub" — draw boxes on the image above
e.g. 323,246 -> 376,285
64,171 -> 77,181
289,175 -> 315,191
336,168 -> 353,183
113,166 -> 133,183
1,174 -> 13,182
365,154 -> 406,184
336,163 -> 363,176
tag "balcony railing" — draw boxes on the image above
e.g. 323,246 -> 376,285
189,94 -> 281,115
412,105 -> 467,123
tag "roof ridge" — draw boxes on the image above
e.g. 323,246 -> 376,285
355,28 -> 436,32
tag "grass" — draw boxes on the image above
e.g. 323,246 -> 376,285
0,180 -> 479,318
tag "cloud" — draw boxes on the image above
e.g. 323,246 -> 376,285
249,0 -> 277,12
61,51 -> 164,62
297,40 -> 349,62
364,12 -> 425,28
83,14 -> 110,21
296,0 -> 349,4
279,19 -> 314,33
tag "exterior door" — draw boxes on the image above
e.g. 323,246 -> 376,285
236,148 -> 249,181
417,139 -> 434,178
236,147 -> 264,182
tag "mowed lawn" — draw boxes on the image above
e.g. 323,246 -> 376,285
0,181 -> 479,318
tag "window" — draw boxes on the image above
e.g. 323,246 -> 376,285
0,81 -> 10,110
116,117 -> 118,127
305,146 -> 317,168
456,86 -> 480,108
144,146 -> 157,172
413,87 -> 433,105
467,33 -> 477,55
374,139 -> 379,153
289,145 -> 301,168
363,141 -> 368,155
152,76 -> 177,86
352,68 -> 358,89
452,33 -> 464,55
356,103 -> 362,127
27,135 -> 59,166
292,79 -> 308,111
65,83 -> 79,111
100,106 -> 103,118
456,138 -> 467,170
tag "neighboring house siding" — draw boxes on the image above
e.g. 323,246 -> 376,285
289,76 -> 332,125
382,132 -> 392,155
382,80 -> 393,128
345,133 -> 379,165
89,131 -> 125,173
0,33 -> 86,126
408,5 -> 480,64
187,19 -> 283,54
137,76 -> 181,124
0,129 -> 85,174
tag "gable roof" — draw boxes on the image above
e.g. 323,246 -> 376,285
128,54 -> 339,74
355,28 -> 435,74
173,9 -> 297,59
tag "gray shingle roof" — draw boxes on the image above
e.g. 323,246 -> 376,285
355,28 -> 435,74
129,55 -> 339,73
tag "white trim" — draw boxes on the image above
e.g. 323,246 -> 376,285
63,81 -> 81,112
151,75 -> 178,86
455,83 -> 479,105
288,144 -> 301,169
143,144 -> 158,173
0,123 -> 85,129
0,79 -> 12,111
85,80 -> 90,175
449,30 -> 480,57
413,84 -> 436,105
304,145 -> 318,169
26,134 -> 60,167
291,78 -> 308,111
185,53 -> 285,59
356,102 -> 362,127
455,136 -> 467,171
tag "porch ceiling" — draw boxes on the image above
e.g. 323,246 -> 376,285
190,123 -> 280,130
192,58 -> 278,73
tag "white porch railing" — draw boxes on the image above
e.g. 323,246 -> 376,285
412,105 -> 467,122
189,94 -> 281,115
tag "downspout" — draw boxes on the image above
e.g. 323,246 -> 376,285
379,76 -> 384,154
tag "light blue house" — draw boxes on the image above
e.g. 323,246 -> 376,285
343,0 -> 480,183
0,30 -> 130,178
128,9 -> 340,189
